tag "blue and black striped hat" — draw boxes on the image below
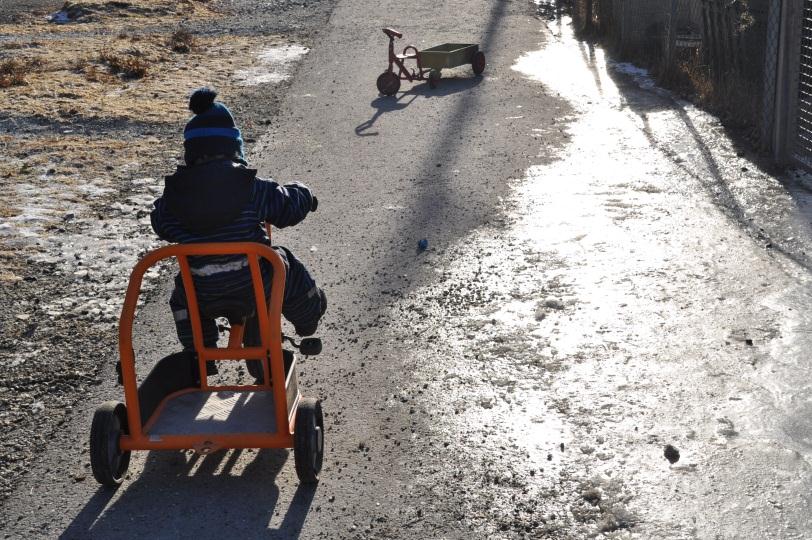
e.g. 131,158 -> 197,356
183,88 -> 245,165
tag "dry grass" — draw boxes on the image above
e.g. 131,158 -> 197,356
0,32 -> 279,124
98,49 -> 149,78
169,28 -> 195,53
0,0 -> 285,125
0,133 -> 171,180
0,57 -> 44,88
0,59 -> 28,87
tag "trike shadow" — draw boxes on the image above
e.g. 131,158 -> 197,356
61,448 -> 316,539
355,75 -> 484,136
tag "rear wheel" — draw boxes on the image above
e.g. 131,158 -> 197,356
294,397 -> 324,484
376,71 -> 400,96
472,51 -> 486,75
90,401 -> 130,487
428,69 -> 441,89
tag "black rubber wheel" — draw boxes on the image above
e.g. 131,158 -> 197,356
472,51 -> 486,75
376,71 -> 400,96
428,69 -> 441,89
294,397 -> 324,484
90,401 -> 130,487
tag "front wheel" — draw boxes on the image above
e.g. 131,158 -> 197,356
376,71 -> 400,96
90,401 -> 131,487
294,397 -> 324,484
472,51 -> 486,75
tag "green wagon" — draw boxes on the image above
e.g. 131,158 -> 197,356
377,28 -> 487,95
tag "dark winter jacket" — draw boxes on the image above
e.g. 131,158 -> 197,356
150,159 -> 314,301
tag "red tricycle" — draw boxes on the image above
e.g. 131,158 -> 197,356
376,27 -> 486,95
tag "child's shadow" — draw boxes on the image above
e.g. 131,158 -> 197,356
61,448 -> 316,539
355,75 -> 484,136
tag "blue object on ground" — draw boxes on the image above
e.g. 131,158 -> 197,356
418,238 -> 428,251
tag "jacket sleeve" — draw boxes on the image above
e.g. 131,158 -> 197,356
150,197 -> 176,242
254,178 -> 314,228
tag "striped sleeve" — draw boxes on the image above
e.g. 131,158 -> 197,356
254,178 -> 314,229
150,197 -> 176,243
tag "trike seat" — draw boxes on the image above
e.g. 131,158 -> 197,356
396,52 -> 417,60
200,298 -> 256,323
382,27 -> 402,39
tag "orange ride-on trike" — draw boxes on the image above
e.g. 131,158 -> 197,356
89,226 -> 324,487
376,27 -> 486,95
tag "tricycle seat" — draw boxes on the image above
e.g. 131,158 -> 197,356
396,52 -> 417,60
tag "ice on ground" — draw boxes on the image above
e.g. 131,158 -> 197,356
46,10 -> 72,24
610,62 -> 656,90
234,44 -> 309,86
0,170 -> 165,342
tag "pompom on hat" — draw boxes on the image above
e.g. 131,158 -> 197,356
183,88 -> 245,165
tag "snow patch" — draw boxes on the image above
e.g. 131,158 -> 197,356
234,44 -> 309,86
610,62 -> 655,90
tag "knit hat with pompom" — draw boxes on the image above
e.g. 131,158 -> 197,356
183,88 -> 245,165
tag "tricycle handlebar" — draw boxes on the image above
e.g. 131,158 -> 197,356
382,27 -> 402,39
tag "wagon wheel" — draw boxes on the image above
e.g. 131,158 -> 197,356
376,71 -> 400,96
294,397 -> 324,484
472,51 -> 486,75
90,401 -> 131,487
428,69 -> 441,89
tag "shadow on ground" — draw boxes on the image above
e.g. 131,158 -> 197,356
61,448 -> 315,539
355,76 -> 483,136
603,63 -> 812,274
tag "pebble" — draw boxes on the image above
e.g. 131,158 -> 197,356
664,444 -> 680,464
544,298 -> 565,310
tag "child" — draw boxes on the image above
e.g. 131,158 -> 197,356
150,88 -> 326,350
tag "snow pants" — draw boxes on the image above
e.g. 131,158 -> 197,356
169,246 -> 324,348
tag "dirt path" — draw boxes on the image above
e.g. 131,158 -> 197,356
4,0 -> 812,539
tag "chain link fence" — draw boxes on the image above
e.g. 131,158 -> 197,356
568,0 -> 794,157
794,0 -> 812,167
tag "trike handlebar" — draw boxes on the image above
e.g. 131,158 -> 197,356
382,27 -> 402,39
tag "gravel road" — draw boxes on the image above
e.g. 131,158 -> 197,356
4,0 -> 812,538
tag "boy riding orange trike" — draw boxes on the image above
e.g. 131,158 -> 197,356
89,226 -> 324,486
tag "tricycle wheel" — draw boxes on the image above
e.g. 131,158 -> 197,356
294,397 -> 324,484
428,69 -> 441,89
376,72 -> 400,96
90,401 -> 130,487
472,51 -> 486,75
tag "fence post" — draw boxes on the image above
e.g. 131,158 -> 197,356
665,0 -> 678,76
772,0 -> 801,165
761,0 -> 782,153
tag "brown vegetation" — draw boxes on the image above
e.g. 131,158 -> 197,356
98,49 -> 149,79
169,28 -> 195,53
0,57 -> 43,88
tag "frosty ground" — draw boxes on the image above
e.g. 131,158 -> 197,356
3,0 -> 812,539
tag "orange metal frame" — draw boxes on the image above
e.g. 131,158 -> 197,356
117,239 -> 298,452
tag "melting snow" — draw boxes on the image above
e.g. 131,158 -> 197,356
234,44 -> 309,86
